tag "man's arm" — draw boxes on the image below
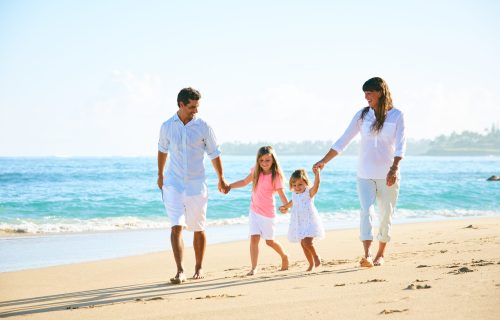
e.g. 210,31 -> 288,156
157,151 -> 168,190
211,156 -> 230,193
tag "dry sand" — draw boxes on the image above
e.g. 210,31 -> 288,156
1,217 -> 499,319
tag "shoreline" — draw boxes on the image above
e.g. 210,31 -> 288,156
0,217 -> 499,319
1,215 -> 499,273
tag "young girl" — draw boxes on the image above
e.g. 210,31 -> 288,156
280,167 -> 325,271
228,146 -> 289,276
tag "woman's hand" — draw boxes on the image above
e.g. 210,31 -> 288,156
386,166 -> 398,186
313,161 -> 325,171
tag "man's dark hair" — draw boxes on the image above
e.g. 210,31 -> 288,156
177,87 -> 201,107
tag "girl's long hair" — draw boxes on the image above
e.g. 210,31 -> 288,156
252,146 -> 284,191
360,77 -> 393,132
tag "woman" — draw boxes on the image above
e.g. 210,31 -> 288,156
313,77 -> 406,267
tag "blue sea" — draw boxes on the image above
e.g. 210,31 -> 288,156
1,156 -> 499,272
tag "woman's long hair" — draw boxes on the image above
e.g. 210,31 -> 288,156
252,146 -> 284,191
360,77 -> 393,132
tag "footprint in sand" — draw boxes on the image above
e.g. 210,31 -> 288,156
464,224 -> 478,229
380,309 -> 409,314
416,264 -> 431,268
194,294 -> 243,300
145,297 -> 164,301
405,283 -> 431,290
323,259 -> 351,266
470,259 -> 494,267
449,267 -> 474,274
361,279 -> 387,284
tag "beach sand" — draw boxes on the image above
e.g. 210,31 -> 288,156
1,217 -> 499,319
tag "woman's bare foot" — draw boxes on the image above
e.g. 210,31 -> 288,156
314,255 -> 321,267
373,256 -> 384,266
306,264 -> 313,272
247,268 -> 257,276
359,256 -> 374,268
280,255 -> 289,271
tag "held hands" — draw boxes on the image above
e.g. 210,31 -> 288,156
279,205 -> 288,214
312,161 -> 325,171
312,166 -> 321,175
218,178 -> 231,194
386,166 -> 398,186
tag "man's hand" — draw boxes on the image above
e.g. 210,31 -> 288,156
157,175 -> 163,190
218,178 -> 231,194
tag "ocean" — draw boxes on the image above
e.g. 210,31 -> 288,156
1,155 -> 499,272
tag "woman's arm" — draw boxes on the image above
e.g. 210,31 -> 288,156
314,111 -> 362,170
313,149 -> 338,170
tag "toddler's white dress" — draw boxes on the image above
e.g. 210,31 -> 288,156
288,187 -> 325,242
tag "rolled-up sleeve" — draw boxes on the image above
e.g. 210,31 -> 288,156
331,111 -> 362,153
394,111 -> 406,157
204,124 -> 221,160
158,123 -> 169,153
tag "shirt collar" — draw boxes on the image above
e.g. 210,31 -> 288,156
173,112 -> 198,126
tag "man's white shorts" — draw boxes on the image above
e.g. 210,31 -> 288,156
249,210 -> 275,240
162,186 -> 208,232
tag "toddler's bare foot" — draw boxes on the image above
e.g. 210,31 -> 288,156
280,255 -> 289,271
246,268 -> 257,276
314,255 -> 321,267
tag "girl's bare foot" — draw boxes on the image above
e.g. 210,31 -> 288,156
314,255 -> 321,267
280,255 -> 289,271
247,268 -> 257,276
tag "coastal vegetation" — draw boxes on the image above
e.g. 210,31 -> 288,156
221,126 -> 500,156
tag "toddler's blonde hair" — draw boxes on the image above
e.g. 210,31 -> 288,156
289,169 -> 311,190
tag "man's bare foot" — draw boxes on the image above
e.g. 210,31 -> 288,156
170,272 -> 187,284
247,268 -> 257,276
314,255 -> 321,267
192,267 -> 204,279
280,255 -> 289,271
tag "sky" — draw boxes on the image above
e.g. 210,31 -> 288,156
0,0 -> 499,156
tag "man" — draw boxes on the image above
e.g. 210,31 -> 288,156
157,87 -> 229,284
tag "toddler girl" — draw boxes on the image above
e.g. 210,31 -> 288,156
280,167 -> 325,271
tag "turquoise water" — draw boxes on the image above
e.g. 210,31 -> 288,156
1,155 -> 499,234
0,155 -> 499,272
